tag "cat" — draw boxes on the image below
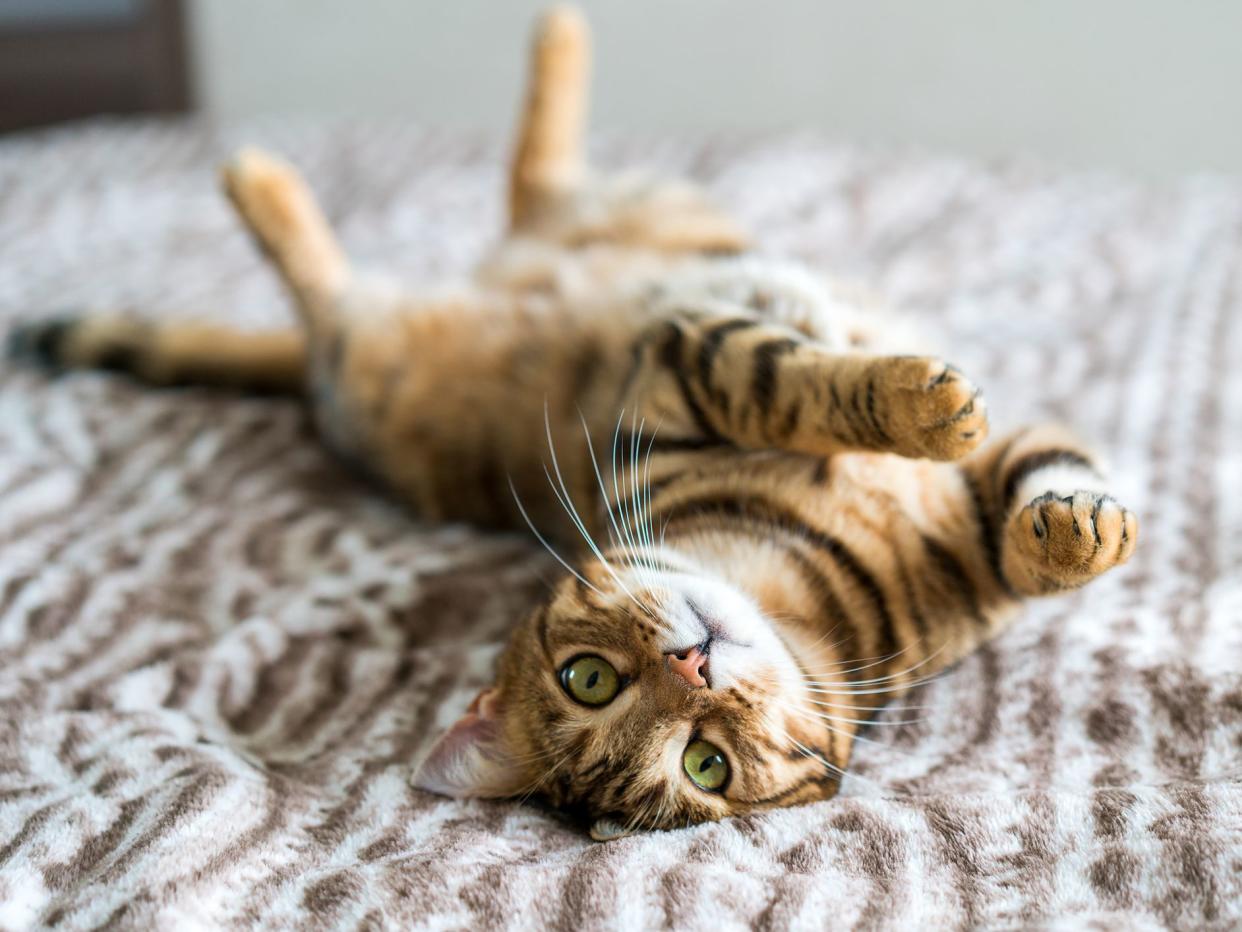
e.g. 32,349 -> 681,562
9,6 -> 1136,841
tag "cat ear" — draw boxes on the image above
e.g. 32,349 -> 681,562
413,688 -> 526,799
589,817 -> 634,842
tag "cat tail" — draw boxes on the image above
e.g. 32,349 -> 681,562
8,315 -> 307,395
508,5 -> 590,227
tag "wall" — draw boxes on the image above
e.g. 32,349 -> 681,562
187,0 -> 1242,178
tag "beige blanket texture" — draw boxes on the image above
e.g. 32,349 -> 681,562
0,121 -> 1240,931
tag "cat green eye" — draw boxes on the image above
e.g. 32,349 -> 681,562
683,739 -> 729,792
560,655 -> 621,706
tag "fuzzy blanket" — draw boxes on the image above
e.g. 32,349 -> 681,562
0,120 -> 1240,931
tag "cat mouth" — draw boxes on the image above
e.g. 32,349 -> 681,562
663,593 -> 762,690
684,597 -> 750,650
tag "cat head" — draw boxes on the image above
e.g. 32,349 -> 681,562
413,553 -> 849,839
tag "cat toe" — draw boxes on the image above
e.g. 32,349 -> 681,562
1011,490 -> 1138,589
882,357 -> 989,460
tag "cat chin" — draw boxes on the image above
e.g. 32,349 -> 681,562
641,569 -> 800,693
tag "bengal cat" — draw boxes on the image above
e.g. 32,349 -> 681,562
9,7 -> 1136,840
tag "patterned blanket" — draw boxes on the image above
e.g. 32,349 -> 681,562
0,120 -> 1239,930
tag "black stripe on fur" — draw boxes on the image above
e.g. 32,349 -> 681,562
1001,449 -> 1097,513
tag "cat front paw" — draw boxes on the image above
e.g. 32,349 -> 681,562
1008,490 -> 1138,590
878,357 -> 989,460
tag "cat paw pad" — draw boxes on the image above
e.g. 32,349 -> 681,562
1011,490 -> 1138,587
881,357 -> 989,460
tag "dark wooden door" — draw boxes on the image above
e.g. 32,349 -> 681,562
0,0 -> 191,133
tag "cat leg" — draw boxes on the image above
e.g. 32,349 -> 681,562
961,425 -> 1138,595
10,148 -> 344,393
508,5 -> 590,228
8,316 -> 305,393
628,311 -> 988,460
220,148 -> 351,333
500,8 -> 748,254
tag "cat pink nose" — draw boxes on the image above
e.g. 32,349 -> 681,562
667,646 -> 708,688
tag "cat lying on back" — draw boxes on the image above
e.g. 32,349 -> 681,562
11,6 -> 1136,841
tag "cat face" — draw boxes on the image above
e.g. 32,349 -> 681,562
414,556 -> 847,838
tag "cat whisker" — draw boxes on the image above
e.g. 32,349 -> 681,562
577,407 -> 658,617
607,412 -> 643,579
638,788 -> 670,835
803,644 -> 950,693
815,669 -> 934,687
804,682 -> 942,697
653,790 -> 673,832
547,403 -> 652,615
794,621 -> 854,655
617,411 -> 655,592
508,744 -> 570,766
514,746 -> 576,804
508,476 -> 605,598
802,667 -> 946,696
607,411 -> 680,623
793,641 -> 928,677
785,735 -> 856,787
621,790 -> 658,838
783,705 -> 926,762
541,461 -> 637,602
798,707 -> 927,727
612,410 -> 661,597
629,414 -> 663,587
804,643 -> 921,678
640,424 -> 667,590
638,417 -> 664,571
809,701 -> 935,713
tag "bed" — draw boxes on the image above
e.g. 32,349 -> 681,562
0,119 -> 1239,929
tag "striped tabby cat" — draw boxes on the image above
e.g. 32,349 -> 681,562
10,7 -> 1136,841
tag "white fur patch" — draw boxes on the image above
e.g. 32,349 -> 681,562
1012,460 -> 1108,509
635,566 -> 803,696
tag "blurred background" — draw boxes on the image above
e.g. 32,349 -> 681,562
1,0 -> 1239,178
